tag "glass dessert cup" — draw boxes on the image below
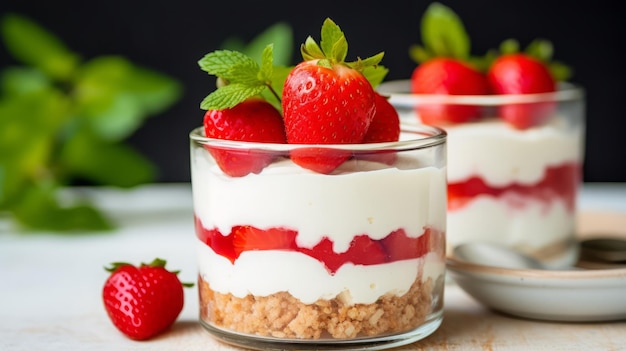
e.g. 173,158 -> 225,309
189,125 -> 447,350
379,80 -> 585,269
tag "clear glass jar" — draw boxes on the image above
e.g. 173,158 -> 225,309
189,125 -> 447,350
380,80 -> 585,269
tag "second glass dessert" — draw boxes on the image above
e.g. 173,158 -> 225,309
380,80 -> 585,268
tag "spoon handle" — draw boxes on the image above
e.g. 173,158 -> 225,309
579,238 -> 626,263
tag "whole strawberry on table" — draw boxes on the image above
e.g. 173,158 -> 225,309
197,18 -> 399,176
102,258 -> 193,341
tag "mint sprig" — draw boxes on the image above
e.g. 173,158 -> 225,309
198,18 -> 389,113
198,45 -> 282,111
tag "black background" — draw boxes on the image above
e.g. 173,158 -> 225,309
1,0 -> 624,183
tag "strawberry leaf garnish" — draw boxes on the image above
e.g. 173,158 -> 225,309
410,2 -> 572,79
362,64 -> 389,88
301,18 -> 387,87
420,2 -> 470,59
409,2 -> 488,71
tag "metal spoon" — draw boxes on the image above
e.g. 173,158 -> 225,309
579,237 -> 626,263
453,238 -> 626,270
453,242 -> 547,270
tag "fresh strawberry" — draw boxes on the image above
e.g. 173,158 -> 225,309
203,98 -> 287,177
487,53 -> 557,129
102,258 -> 192,341
299,235 -> 387,274
380,228 -> 430,261
410,57 -> 490,125
232,225 -> 298,258
359,93 -> 401,164
363,93 -> 401,143
343,235 -> 388,266
282,18 -> 384,174
408,3 -> 571,129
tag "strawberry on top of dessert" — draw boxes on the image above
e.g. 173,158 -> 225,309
197,18 -> 396,176
408,2 -> 571,130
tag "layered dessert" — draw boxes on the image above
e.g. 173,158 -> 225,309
445,113 -> 582,264
385,95 -> 583,266
191,143 -> 447,339
191,18 -> 447,347
381,2 -> 585,267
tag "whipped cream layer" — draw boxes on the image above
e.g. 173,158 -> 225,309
191,149 -> 447,253
198,240 -> 444,304
444,116 -> 583,185
192,147 -> 447,303
448,195 -> 573,250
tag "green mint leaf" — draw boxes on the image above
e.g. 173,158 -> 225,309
320,18 -> 347,63
1,67 -> 50,96
0,90 -> 69,208
12,182 -> 113,232
1,13 -> 79,81
75,56 -> 181,141
421,2 -> 470,59
200,83 -> 266,110
198,50 -> 260,83
122,66 -> 182,116
59,130 -> 155,188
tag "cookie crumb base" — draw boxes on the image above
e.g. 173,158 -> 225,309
199,274 -> 436,340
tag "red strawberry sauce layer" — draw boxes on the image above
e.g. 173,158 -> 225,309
195,217 -> 434,275
448,162 -> 581,212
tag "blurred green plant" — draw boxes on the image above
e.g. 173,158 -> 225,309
219,21 -> 294,67
0,13 -> 182,232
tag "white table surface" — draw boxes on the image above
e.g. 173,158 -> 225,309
1,182 -> 625,351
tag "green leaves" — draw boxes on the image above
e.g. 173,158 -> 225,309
300,18 -> 387,86
409,2 -> 471,64
0,13 -> 181,232
198,48 -> 276,110
420,2 -> 470,59
198,19 -> 389,114
319,18 -> 348,63
1,13 -> 79,81
203,22 -> 296,112
75,56 -> 181,141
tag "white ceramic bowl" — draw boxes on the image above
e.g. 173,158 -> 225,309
446,256 -> 626,322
